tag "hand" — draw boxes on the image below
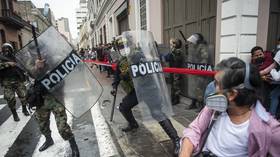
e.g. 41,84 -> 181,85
111,89 -> 116,96
262,74 -> 273,82
35,59 -> 45,69
7,62 -> 16,67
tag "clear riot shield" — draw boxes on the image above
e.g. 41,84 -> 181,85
185,42 -> 214,103
122,31 -> 173,121
15,27 -> 103,117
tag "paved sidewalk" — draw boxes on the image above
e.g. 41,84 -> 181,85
90,66 -> 198,157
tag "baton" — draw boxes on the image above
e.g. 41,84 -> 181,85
179,30 -> 187,43
31,25 -> 42,60
110,86 -> 118,122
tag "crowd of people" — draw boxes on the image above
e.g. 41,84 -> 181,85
1,29 -> 280,157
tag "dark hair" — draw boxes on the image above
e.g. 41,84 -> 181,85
174,39 -> 182,49
250,46 -> 263,56
278,37 -> 280,41
219,57 -> 262,107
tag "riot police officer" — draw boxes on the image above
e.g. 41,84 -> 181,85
33,58 -> 80,157
168,38 -> 184,105
111,38 -> 180,157
186,33 -> 209,110
0,43 -> 29,121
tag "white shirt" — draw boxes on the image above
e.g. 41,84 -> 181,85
203,112 -> 249,157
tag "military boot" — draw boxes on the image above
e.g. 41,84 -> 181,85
159,119 -> 180,157
119,105 -> 139,132
69,137 -> 80,157
22,105 -> 30,116
39,135 -> 54,152
11,109 -> 20,122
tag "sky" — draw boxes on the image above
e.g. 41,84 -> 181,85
31,0 -> 79,39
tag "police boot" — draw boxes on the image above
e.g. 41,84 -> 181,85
172,95 -> 180,106
120,105 -> 139,132
159,119 -> 180,157
11,109 -> 20,122
39,135 -> 54,152
188,99 -> 197,109
22,105 -> 30,116
69,137 -> 80,157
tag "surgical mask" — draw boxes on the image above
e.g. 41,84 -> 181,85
120,48 -> 130,57
206,93 -> 228,112
277,44 -> 280,49
254,57 -> 265,65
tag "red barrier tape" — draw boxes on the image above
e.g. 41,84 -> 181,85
163,67 -> 216,76
83,60 -> 117,70
83,60 -> 216,76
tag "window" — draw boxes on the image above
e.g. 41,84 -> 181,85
18,35 -> 22,49
140,0 -> 147,30
103,25 -> 106,44
0,29 -> 6,44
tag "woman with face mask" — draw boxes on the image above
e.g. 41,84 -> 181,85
179,57 -> 280,157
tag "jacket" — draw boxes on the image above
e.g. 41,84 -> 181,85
182,101 -> 280,156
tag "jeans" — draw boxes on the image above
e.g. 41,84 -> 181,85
270,85 -> 280,116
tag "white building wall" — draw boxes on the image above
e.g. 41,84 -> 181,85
218,0 -> 259,62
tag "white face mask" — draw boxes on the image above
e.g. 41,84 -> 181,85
277,44 -> 280,49
120,48 -> 130,57
206,93 -> 228,112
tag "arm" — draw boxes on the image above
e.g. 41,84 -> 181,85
268,118 -> 280,156
0,60 -> 15,70
180,107 -> 213,155
179,138 -> 194,157
270,69 -> 280,81
260,62 -> 276,76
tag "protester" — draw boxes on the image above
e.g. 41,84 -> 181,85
250,46 -> 274,110
180,57 -> 280,157
269,50 -> 280,118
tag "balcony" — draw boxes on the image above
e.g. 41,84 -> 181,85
0,9 -> 25,29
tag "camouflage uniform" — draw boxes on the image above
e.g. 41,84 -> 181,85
0,58 -> 28,112
169,48 -> 184,104
35,94 -> 73,140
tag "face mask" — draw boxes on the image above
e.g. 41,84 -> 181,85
206,93 -> 228,112
254,57 -> 265,65
120,48 -> 130,57
277,44 -> 280,49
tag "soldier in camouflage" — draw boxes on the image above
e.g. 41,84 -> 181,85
0,43 -> 29,121
168,38 -> 184,105
34,59 -> 80,157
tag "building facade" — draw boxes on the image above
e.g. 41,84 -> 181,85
76,0 -> 88,31
0,0 -> 30,50
0,0 -> 57,50
83,0 -> 280,97
56,17 -> 72,43
86,0 -> 129,47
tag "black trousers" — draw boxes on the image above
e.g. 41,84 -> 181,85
119,90 -> 138,125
